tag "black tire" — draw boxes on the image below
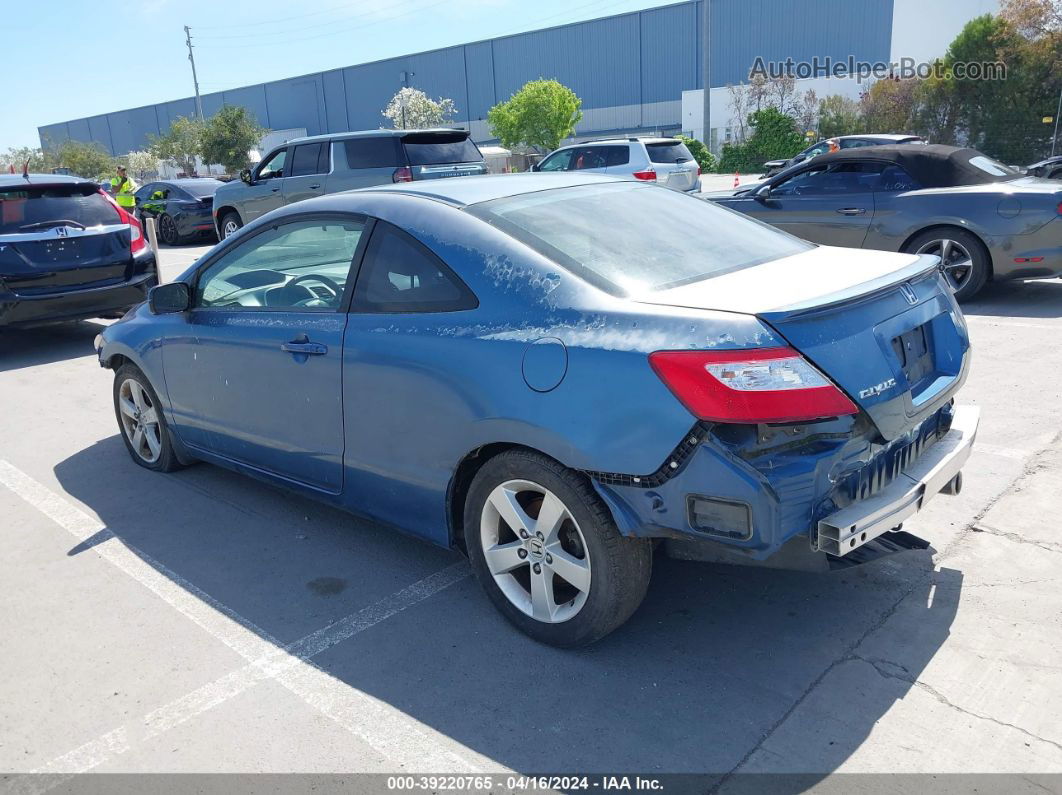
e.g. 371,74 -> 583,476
464,450 -> 652,647
904,227 -> 990,302
219,211 -> 243,240
112,363 -> 183,473
158,213 -> 183,246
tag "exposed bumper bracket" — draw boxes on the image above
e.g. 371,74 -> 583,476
817,405 -> 979,557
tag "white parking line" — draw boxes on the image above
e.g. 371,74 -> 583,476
0,460 -> 486,785
964,317 -> 1059,331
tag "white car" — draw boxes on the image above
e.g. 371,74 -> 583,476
532,137 -> 700,192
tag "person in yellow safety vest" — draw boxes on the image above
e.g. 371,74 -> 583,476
109,166 -> 138,211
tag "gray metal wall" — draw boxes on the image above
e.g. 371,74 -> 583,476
39,0 -> 893,154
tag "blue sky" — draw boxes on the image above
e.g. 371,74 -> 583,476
5,0 -> 674,150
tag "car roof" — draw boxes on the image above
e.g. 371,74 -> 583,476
836,134 -> 921,142
349,172 -> 623,206
0,173 -> 98,189
797,144 -> 1016,188
285,128 -> 471,145
162,177 -> 224,187
560,137 -> 679,148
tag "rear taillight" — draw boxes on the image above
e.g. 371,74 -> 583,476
696,165 -> 702,177
1056,200 -> 1062,215
392,166 -> 413,183
632,169 -> 657,181
649,348 -> 858,424
99,189 -> 147,254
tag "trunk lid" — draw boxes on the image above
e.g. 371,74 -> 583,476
640,246 -> 970,440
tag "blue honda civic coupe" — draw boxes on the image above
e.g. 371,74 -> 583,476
96,173 -> 979,647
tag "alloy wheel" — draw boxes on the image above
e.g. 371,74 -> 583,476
117,378 -> 163,464
915,238 -> 973,292
222,219 -> 240,239
159,214 -> 178,245
479,479 -> 591,623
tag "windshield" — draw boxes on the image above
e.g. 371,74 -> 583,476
0,185 -> 120,234
402,133 -> 482,165
469,182 -> 812,295
179,179 -> 224,198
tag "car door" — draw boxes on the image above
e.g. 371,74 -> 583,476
282,142 -> 329,205
340,220 -> 479,543
738,162 -> 881,247
135,183 -> 165,221
161,213 -> 367,492
241,146 -> 289,222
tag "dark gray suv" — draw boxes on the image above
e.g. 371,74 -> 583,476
213,129 -> 487,238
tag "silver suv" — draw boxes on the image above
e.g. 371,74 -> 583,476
213,129 -> 487,239
532,137 -> 700,192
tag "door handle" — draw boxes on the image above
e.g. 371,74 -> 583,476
836,207 -> 866,215
309,183 -> 321,190
280,341 -> 328,355
271,187 -> 281,193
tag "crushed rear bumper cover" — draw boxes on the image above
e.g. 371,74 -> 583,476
816,404 -> 979,556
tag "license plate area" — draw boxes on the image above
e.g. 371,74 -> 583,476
892,322 -> 934,390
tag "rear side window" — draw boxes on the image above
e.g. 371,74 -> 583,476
344,137 -> 402,169
646,141 -> 694,164
606,147 -> 630,166
290,143 -> 325,177
402,133 -> 482,166
353,221 -> 477,313
0,185 -> 121,234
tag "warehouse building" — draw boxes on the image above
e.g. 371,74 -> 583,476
39,0 -> 995,157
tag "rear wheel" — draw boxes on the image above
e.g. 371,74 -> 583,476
113,364 -> 182,472
219,211 -> 242,240
158,213 -> 182,246
905,228 -> 989,302
464,450 -> 652,647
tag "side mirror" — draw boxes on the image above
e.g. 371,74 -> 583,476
530,163 -> 540,172
240,168 -> 253,185
149,282 -> 190,314
754,185 -> 772,202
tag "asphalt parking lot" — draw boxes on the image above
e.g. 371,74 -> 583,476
2,239 -> 1062,787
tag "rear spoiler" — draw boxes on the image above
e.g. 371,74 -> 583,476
767,254 -> 942,318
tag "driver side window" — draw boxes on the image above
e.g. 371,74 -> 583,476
538,150 -> 573,172
256,148 -> 288,180
195,217 -> 365,311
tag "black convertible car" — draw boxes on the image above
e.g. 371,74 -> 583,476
134,178 -> 224,245
0,174 -> 157,327
707,145 -> 1062,301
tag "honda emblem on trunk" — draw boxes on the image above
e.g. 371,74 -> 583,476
55,226 -> 67,238
899,283 -> 917,305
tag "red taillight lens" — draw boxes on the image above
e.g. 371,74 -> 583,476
99,189 -> 147,254
1056,200 -> 1062,215
392,166 -> 413,183
632,169 -> 656,181
696,165 -> 702,177
649,348 -> 858,423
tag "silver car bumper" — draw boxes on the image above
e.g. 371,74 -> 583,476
817,405 -> 980,557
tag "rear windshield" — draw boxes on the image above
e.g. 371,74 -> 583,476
402,133 -> 482,166
0,184 -> 120,234
180,179 -> 224,198
646,141 -> 694,164
469,182 -> 811,295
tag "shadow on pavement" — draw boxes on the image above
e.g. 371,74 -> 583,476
54,436 -> 962,778
0,321 -> 105,373
963,278 -> 1062,319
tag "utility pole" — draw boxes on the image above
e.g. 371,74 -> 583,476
1052,85 -> 1062,157
184,25 -> 205,122
700,0 -> 711,152
400,70 -> 415,129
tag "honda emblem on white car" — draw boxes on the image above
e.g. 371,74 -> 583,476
899,283 -> 917,305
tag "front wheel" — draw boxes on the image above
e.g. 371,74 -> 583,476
158,213 -> 182,246
465,450 -> 652,647
219,211 -> 242,240
113,364 -> 183,472
905,228 -> 989,302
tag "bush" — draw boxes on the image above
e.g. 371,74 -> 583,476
676,135 -> 717,173
717,108 -> 805,173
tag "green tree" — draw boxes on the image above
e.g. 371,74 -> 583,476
718,108 -> 805,173
0,146 -> 57,173
202,105 -> 265,174
676,135 -> 717,173
382,88 -> 457,129
123,150 -> 160,182
859,77 -> 920,134
488,79 -> 582,153
149,116 -> 204,176
55,140 -> 115,179
817,95 -> 863,138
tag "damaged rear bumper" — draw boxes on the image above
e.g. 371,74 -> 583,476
816,405 -> 979,556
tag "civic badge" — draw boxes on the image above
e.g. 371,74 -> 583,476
899,283 -> 917,305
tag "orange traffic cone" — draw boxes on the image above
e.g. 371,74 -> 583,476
733,172 -> 740,189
